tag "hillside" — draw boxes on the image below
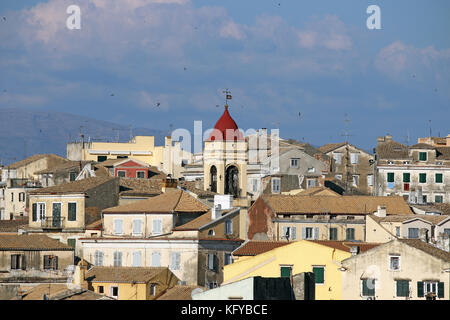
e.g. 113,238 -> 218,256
0,108 -> 166,165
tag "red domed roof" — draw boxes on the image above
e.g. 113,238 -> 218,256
207,105 -> 244,141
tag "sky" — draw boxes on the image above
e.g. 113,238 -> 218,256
0,0 -> 449,150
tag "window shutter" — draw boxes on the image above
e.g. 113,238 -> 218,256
417,282 -> 424,297
152,252 -> 160,267
291,227 -> 296,240
208,253 -> 214,270
11,255 -> 17,270
21,255 -> 26,270
282,227 -> 288,239
32,203 -> 37,222
302,227 -> 306,239
68,203 -> 76,221
438,282 -> 444,298
314,227 -> 319,240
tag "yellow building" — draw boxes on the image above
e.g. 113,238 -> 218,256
224,240 -> 379,300
79,265 -> 179,300
67,136 -> 192,178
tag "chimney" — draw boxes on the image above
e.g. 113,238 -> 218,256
211,204 -> 222,220
374,205 -> 387,217
350,246 -> 360,256
261,128 -> 267,136
385,134 -> 392,142
165,136 -> 172,147
162,177 -> 177,193
74,259 -> 89,290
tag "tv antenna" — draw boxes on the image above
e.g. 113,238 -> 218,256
223,89 -> 232,105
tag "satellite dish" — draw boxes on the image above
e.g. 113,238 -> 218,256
191,288 -> 204,298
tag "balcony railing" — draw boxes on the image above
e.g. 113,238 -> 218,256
41,217 -> 66,229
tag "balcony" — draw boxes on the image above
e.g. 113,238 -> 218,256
41,217 -> 66,229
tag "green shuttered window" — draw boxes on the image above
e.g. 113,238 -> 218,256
68,203 -> 77,221
362,279 -> 375,296
280,266 -> 291,278
396,280 -> 409,297
436,173 -> 443,183
313,267 -> 324,284
403,173 -> 410,183
387,172 -> 394,182
419,173 -> 426,183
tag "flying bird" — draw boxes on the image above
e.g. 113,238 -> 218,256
110,94 -> 115,97
184,67 -> 187,71
216,105 -> 220,108
2,17 -> 6,21
156,102 -> 161,107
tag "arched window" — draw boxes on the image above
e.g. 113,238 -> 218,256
210,166 -> 217,192
225,165 -> 239,197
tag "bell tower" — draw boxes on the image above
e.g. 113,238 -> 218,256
203,92 -> 247,199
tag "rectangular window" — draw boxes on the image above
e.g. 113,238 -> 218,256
346,228 -> 355,241
435,173 -> 443,183
389,255 -> 400,271
150,284 -> 157,296
396,227 -> 400,237
152,219 -> 162,235
69,172 -> 77,181
290,158 -> 299,168
117,171 -> 126,177
350,153 -> 359,164
387,172 -> 395,183
362,279 -> 375,297
11,192 -> 14,202
307,179 -> 316,188
403,173 -> 410,183
111,286 -> 119,299
133,219 -> 143,236
333,153 -> 342,165
303,227 -> 314,240
419,173 -> 427,183
152,252 -> 161,267
11,254 -> 26,270
283,226 -> 296,240
67,238 -> 76,251
19,192 -> 25,202
271,178 -> 280,193
43,255 -> 58,270
136,171 -> 146,178
97,156 -> 107,162
113,251 -> 122,267
98,286 -> 104,294
32,203 -> 37,222
224,253 -> 233,265
312,266 -> 325,284
225,219 -> 233,235
38,203 -> 46,221
435,195 -> 443,203
252,179 -> 258,192
94,251 -> 104,266
367,175 -> 373,187
408,228 -> 419,239
114,219 -> 123,235
207,253 -> 216,271
329,228 -> 338,240
132,251 -> 142,267
68,202 -> 77,221
420,281 -> 443,297
404,183 -> 410,191
170,252 -> 180,270
280,266 -> 292,278
352,175 -> 359,187
396,280 -> 410,297
423,195 -> 427,203
419,152 -> 427,161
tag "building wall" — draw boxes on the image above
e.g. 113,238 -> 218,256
85,178 -> 119,212
326,145 -> 374,195
28,194 -> 86,231
341,240 -> 450,300
223,240 -> 351,300
102,213 -> 174,237
193,277 -> 255,300
0,249 -> 73,272
81,240 -> 199,285
90,282 -> 147,300
402,220 -> 432,239
4,187 -> 28,219
365,216 -> 399,243
376,166 -> 450,203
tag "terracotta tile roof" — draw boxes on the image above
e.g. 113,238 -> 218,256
376,140 -> 410,160
308,240 -> 381,253
29,177 -> 116,195
35,161 -> 91,175
86,219 -> 102,231
409,143 -> 436,150
119,178 -> 162,196
5,154 -> 67,169
103,189 -> 209,214
92,164 -> 112,177
398,239 -> 450,262
261,194 -> 413,215
157,285 -> 203,300
233,241 -> 290,256
422,203 -> 450,215
85,266 -> 169,283
297,187 -> 341,197
317,142 -> 347,154
0,235 -> 73,250
85,207 -> 101,226
173,209 -> 234,231
179,181 -> 217,198
15,284 -> 112,300
372,214 -> 450,225
0,218 -> 28,233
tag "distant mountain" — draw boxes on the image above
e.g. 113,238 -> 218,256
0,108 -> 167,165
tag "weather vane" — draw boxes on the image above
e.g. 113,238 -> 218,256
223,89 -> 232,105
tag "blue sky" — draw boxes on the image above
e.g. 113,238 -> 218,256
0,0 -> 449,150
